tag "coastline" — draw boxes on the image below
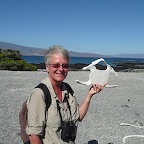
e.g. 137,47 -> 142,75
0,70 -> 144,144
22,56 -> 144,72
33,62 -> 144,73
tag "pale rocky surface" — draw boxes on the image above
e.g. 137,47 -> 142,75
0,70 -> 144,144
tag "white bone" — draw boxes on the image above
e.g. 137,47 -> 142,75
120,122 -> 144,143
123,135 -> 144,143
76,58 -> 118,87
120,123 -> 144,129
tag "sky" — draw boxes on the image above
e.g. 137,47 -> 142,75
0,0 -> 144,55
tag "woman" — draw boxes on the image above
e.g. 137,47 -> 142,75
26,45 -> 105,144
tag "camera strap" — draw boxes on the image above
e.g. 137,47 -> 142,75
56,100 -> 63,124
65,97 -> 72,121
56,97 -> 72,124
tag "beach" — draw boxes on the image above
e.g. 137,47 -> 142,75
0,70 -> 144,144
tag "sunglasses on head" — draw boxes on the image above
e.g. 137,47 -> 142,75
49,63 -> 69,69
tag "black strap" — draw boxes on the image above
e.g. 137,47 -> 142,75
56,100 -> 63,123
63,82 -> 73,120
65,97 -> 72,121
56,83 -> 73,123
35,83 -> 51,110
35,83 -> 52,139
56,98 -> 72,124
63,82 -> 74,96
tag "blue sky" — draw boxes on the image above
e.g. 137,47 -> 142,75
0,0 -> 144,55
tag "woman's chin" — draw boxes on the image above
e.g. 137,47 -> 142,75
55,76 -> 65,82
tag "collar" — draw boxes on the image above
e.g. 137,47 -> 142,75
41,77 -> 69,100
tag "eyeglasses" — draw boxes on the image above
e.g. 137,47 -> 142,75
49,63 -> 69,69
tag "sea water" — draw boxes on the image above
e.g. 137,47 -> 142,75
22,56 -> 144,66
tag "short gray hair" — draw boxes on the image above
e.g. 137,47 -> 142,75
44,45 -> 70,64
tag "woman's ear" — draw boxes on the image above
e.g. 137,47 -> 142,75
45,64 -> 49,73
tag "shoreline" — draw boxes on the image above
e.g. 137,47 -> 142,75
32,61 -> 144,72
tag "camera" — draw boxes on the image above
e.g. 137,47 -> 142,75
61,121 -> 77,142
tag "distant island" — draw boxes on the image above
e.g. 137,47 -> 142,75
0,41 -> 144,58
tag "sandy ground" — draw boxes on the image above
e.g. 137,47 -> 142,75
0,70 -> 144,144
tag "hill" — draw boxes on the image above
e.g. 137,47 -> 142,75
0,41 -> 144,58
0,41 -> 108,57
0,41 -> 46,56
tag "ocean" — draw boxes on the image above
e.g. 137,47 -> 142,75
22,56 -> 144,67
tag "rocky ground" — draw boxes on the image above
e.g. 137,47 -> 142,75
0,70 -> 144,144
